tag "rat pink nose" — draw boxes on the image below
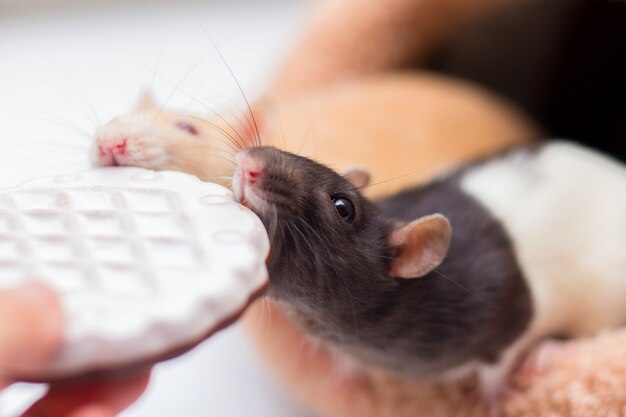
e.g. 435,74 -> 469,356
97,137 -> 127,156
237,154 -> 265,186
245,168 -> 263,184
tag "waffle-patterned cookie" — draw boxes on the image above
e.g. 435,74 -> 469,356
0,168 -> 269,380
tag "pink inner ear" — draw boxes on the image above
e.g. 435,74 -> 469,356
137,91 -> 157,111
389,214 -> 452,279
342,166 -> 371,189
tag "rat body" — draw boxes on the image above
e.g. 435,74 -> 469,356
232,143 -> 626,395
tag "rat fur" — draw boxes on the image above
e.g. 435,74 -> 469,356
232,142 -> 626,397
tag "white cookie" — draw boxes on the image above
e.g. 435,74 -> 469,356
0,168 -> 269,380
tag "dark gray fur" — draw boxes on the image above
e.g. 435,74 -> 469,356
237,146 -> 532,377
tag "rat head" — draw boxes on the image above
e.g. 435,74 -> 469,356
233,146 -> 452,313
91,92 -> 240,183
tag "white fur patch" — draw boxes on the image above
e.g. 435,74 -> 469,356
461,141 -> 626,340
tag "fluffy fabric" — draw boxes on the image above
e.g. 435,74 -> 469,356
244,302 -> 626,417
269,0 -> 517,98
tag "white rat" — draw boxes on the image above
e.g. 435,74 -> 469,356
92,92 -> 248,184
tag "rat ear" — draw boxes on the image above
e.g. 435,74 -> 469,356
136,91 -> 158,111
389,214 -> 452,279
341,165 -> 371,189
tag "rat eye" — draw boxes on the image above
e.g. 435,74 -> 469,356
332,196 -> 355,223
176,121 -> 199,136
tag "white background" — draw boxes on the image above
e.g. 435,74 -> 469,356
0,1 -> 316,416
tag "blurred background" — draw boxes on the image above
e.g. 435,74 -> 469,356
0,0 -> 315,416
0,0 -> 313,186
426,0 -> 626,160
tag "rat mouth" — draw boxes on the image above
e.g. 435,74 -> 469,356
110,156 -> 121,167
233,171 -> 259,211
232,172 -> 282,224
94,150 -> 126,168
235,184 -> 266,216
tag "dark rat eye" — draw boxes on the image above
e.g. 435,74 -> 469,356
176,121 -> 199,136
332,197 -> 355,223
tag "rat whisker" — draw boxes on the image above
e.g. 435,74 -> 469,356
269,204 -> 278,245
142,39 -> 172,129
292,221 -> 346,316
185,144 -> 238,162
293,219 -> 362,321
256,296 -> 269,334
205,176 -> 234,184
5,105 -> 94,139
148,42 -> 167,100
171,151 -> 235,172
184,114 -> 247,151
264,106 -> 283,149
43,60 -> 103,127
171,108 -> 246,151
173,100 -> 199,116
293,114 -> 319,157
202,153 -> 238,168
205,94 -> 258,147
296,218 -> 362,332
25,160 -> 87,177
11,144 -> 89,156
184,118 -> 244,150
262,297 -> 273,334
18,139 -> 90,150
54,85 -> 101,129
357,162 -> 443,191
131,53 -> 249,150
10,154 -> 86,165
284,224 -> 303,259
196,23 -> 262,147
288,224 -> 331,312
431,268 -> 486,304
202,133 -> 246,154
296,218 -> 333,260
290,220 -> 315,256
156,48 -> 216,121
296,217 -> 332,255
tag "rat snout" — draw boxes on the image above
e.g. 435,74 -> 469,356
233,147 -> 304,222
92,130 -> 130,167
97,136 -> 128,157
236,152 -> 265,186
234,151 -> 267,206
91,116 -> 168,170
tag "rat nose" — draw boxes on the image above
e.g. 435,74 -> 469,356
236,153 -> 265,186
97,136 -> 127,156
244,167 -> 263,185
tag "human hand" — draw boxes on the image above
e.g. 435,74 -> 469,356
0,283 -> 150,417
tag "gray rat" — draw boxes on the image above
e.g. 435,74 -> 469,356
232,143 -> 626,400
